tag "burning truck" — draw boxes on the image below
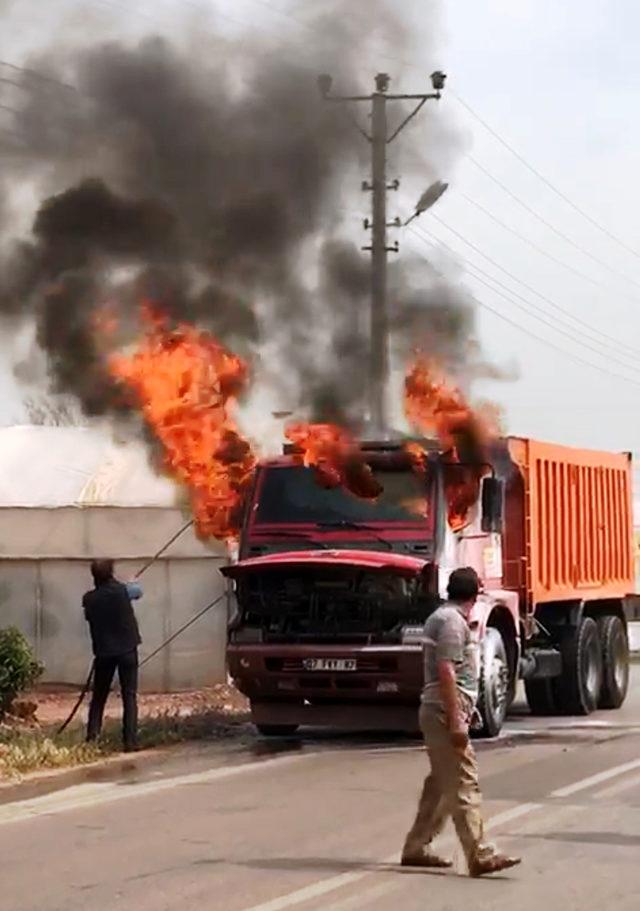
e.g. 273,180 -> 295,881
105,314 -> 638,738
223,435 -> 639,737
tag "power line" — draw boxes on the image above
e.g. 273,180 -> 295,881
0,60 -> 77,93
411,222 -> 640,371
466,154 -> 640,288
421,210 -> 640,361
457,191 -> 640,303
406,228 -> 640,390
451,90 -> 640,264
409,223 -> 640,376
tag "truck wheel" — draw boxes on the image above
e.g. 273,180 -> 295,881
256,724 -> 299,737
476,627 -> 510,737
554,616 -> 603,715
597,615 -> 629,709
524,679 -> 558,715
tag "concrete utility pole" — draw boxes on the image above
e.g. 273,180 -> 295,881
318,70 -> 446,431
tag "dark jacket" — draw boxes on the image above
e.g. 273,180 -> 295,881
83,580 -> 142,658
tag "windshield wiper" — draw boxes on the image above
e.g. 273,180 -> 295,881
314,520 -> 395,551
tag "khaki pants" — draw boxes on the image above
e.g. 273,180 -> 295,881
402,702 -> 485,863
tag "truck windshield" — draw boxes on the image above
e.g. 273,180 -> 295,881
253,466 -> 432,527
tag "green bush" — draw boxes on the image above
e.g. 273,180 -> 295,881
0,628 -> 43,716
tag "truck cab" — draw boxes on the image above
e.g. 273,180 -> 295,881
224,436 -> 636,737
223,440 -> 519,737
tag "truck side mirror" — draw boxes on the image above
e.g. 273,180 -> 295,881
481,476 -> 504,534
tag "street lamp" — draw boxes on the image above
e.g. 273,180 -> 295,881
404,180 -> 449,225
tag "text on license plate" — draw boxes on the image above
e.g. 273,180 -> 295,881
303,658 -> 357,671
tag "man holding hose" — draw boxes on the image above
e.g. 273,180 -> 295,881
401,566 -> 521,877
83,559 -> 143,752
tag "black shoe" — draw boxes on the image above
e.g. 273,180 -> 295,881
123,743 -> 140,753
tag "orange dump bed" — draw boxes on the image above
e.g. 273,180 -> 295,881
506,438 -> 635,606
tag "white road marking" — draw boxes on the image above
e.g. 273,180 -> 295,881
4,735 -> 640,911
0,753 -> 314,826
237,759 -> 640,911
550,758 -> 640,798
502,720 -> 640,736
592,770 -> 640,800
233,863 -> 393,911
237,802 -> 541,911
320,881 -> 400,911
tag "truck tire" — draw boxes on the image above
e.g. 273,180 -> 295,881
476,627 -> 510,737
524,679 -> 558,716
554,616 -> 603,715
597,615 -> 629,709
256,724 -> 299,737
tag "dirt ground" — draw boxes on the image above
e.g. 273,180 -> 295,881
17,684 -> 250,727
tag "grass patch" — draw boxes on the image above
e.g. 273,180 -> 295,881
0,728 -> 104,778
0,708 -> 249,780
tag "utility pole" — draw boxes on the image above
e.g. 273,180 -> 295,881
318,70 -> 446,432
370,78 -> 389,434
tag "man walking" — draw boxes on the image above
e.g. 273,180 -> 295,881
401,566 -> 521,877
83,559 -> 143,752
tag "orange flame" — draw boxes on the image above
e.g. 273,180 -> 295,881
109,308 -> 256,542
404,356 -> 495,531
285,423 -> 382,500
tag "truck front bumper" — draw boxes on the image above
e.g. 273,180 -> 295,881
227,642 -> 423,704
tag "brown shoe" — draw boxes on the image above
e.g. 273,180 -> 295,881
469,853 -> 521,877
401,852 -> 453,869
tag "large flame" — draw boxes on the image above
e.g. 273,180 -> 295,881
404,356 -> 495,531
285,423 -> 382,499
109,307 -> 256,542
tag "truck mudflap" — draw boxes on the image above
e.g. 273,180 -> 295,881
251,700 -> 421,734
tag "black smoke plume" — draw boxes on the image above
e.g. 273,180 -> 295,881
0,1 -> 491,428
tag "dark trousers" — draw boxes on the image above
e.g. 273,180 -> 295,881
87,649 -> 139,748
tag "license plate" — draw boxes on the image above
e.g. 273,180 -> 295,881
303,658 -> 357,672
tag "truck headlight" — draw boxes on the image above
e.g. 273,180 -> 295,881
401,625 -> 424,645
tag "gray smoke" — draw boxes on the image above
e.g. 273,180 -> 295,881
0,1 -> 494,429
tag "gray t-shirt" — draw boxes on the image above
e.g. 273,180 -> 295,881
420,602 -> 479,708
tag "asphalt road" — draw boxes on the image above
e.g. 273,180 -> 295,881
2,674 -> 640,911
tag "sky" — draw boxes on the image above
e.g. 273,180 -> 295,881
426,0 -> 640,454
1,0 -> 640,459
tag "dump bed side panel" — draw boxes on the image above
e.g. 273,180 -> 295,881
508,438 -> 634,605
